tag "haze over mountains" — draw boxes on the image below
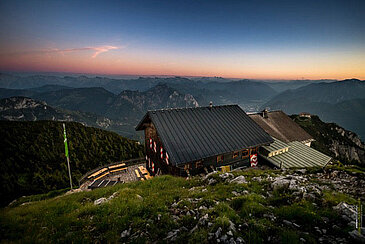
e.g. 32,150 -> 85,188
262,79 -> 365,140
0,73 -> 364,139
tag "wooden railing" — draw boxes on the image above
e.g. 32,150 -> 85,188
78,157 -> 144,185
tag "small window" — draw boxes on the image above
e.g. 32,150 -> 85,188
241,149 -> 249,159
195,161 -> 203,168
184,163 -> 192,170
233,151 -> 239,159
217,155 -> 223,163
251,148 -> 257,154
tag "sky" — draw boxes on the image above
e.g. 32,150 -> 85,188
0,0 -> 364,80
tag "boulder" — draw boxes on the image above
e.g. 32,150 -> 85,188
203,171 -> 217,181
271,177 -> 290,191
236,237 -> 245,244
107,192 -> 119,201
252,176 -> 263,182
303,192 -> 316,201
198,214 -> 209,226
333,202 -> 357,222
219,172 -> 234,180
94,197 -> 107,205
348,230 -> 365,243
229,175 -> 247,184
208,178 -> 217,185
120,227 -> 131,238
229,237 -> 236,244
220,234 -> 228,242
215,227 -> 222,238
229,220 -> 237,232
283,220 -> 292,226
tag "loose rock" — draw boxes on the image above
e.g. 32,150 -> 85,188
230,175 -> 247,184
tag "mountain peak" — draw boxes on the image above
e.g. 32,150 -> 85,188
340,78 -> 362,83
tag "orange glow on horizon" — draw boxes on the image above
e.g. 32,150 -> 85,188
1,46 -> 365,80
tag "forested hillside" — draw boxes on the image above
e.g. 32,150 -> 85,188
0,121 -> 143,206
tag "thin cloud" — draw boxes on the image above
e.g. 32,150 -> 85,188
91,46 -> 119,58
2,45 -> 120,58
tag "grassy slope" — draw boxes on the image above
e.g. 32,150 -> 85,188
1,168 -> 360,243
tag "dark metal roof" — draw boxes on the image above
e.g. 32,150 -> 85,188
249,111 -> 314,143
136,105 -> 273,166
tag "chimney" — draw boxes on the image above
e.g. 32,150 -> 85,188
262,108 -> 268,118
209,101 -> 213,109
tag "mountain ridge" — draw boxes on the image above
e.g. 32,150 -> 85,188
263,79 -> 365,139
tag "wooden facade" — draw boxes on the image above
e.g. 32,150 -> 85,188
144,122 -> 181,176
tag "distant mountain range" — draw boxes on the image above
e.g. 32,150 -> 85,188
0,73 -> 278,109
1,73 -> 364,140
0,84 -> 200,139
0,96 -> 133,135
262,79 -> 365,139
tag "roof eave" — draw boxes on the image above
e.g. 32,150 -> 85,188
135,112 -> 150,131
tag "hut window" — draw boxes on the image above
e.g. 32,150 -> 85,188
251,148 -> 257,154
195,161 -> 203,168
233,151 -> 239,158
217,155 -> 223,163
184,163 -> 192,170
241,149 -> 249,158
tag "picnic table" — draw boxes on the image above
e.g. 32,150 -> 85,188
138,166 -> 149,175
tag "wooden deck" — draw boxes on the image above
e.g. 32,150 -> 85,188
82,163 -> 154,190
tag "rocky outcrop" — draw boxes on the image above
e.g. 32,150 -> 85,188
115,167 -> 364,243
293,115 -> 365,165
329,127 -> 365,164
94,192 -> 119,205
118,84 -> 199,112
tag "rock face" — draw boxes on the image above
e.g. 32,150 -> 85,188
330,134 -> 365,164
292,115 -> 365,165
0,96 -> 116,130
117,84 -> 199,112
0,97 -> 64,121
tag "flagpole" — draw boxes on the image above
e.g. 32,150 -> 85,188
63,123 -> 73,190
